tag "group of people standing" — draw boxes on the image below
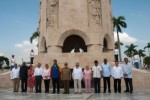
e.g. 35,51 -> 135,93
10,58 -> 133,94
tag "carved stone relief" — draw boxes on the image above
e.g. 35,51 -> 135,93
46,0 -> 58,28
88,0 -> 101,26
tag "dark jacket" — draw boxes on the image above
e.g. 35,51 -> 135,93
19,66 -> 29,79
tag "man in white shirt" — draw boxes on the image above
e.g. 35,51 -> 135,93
72,62 -> 83,94
10,55 -> 16,70
114,47 -> 119,62
101,58 -> 111,93
122,58 -> 133,93
92,60 -> 102,93
111,61 -> 123,93
30,49 -> 34,64
34,63 -> 43,93
10,63 -> 20,92
134,53 -> 139,69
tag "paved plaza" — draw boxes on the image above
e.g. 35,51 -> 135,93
0,88 -> 150,100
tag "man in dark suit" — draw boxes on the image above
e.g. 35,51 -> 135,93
20,62 -> 29,92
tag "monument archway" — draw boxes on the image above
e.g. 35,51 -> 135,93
40,37 -> 47,53
62,35 -> 87,53
103,34 -> 113,52
58,29 -> 90,47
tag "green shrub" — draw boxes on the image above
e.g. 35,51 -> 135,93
144,56 -> 150,68
0,56 -> 9,69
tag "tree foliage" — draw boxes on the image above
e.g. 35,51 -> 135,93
144,42 -> 150,56
144,56 -> 150,68
113,16 -> 127,33
138,49 -> 146,64
0,56 -> 9,67
115,41 -> 123,48
30,31 -> 39,43
138,49 -> 146,58
124,44 -> 138,57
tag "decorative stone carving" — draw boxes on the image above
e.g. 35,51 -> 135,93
88,0 -> 101,26
46,0 -> 58,28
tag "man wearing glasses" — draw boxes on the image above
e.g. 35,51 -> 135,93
72,62 -> 83,94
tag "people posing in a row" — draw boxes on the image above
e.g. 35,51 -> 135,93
10,58 -> 133,94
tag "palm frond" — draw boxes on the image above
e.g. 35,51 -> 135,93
30,31 -> 39,43
120,21 -> 127,28
118,16 -> 125,20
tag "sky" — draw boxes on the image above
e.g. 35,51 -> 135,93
0,0 -> 150,64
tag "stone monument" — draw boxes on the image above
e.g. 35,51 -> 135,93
35,0 -> 114,68
1,0 -> 150,89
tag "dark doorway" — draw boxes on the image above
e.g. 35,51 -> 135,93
62,35 -> 87,53
40,37 -> 47,53
103,38 -> 108,52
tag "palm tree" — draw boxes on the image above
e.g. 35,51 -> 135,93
144,42 -> 150,56
124,44 -> 138,64
113,16 -> 127,61
30,31 -> 39,43
138,49 -> 146,65
115,41 -> 123,48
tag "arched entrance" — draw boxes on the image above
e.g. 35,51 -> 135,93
102,34 -> 113,52
62,35 -> 87,53
40,37 -> 47,53
103,38 -> 108,52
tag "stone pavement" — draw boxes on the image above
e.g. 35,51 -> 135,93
0,88 -> 150,100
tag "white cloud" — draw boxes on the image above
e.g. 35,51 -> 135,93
14,39 -> 38,64
23,40 -> 31,46
14,43 -> 23,48
114,32 -> 138,43
0,52 -> 4,56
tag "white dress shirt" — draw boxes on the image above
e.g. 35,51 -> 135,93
34,67 -> 43,76
30,52 -> 34,58
72,67 -> 83,80
10,58 -> 16,66
10,67 -> 20,79
114,49 -> 119,55
112,66 -> 123,79
92,65 -> 102,78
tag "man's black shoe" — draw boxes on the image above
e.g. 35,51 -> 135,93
124,90 -> 129,92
